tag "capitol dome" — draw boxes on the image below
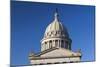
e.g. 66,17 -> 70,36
44,12 -> 69,39
41,10 -> 72,51
45,21 -> 64,34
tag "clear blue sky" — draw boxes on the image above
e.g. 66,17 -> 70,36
11,1 -> 95,65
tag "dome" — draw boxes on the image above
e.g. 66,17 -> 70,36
41,10 -> 72,51
45,20 -> 64,34
44,11 -> 69,38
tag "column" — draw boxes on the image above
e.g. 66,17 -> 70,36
54,40 -> 55,47
55,40 -> 58,47
58,40 -> 60,47
67,43 -> 69,49
43,43 -> 45,51
44,42 -> 46,50
49,41 -> 50,48
52,40 -> 54,47
44,43 -> 46,50
47,41 -> 48,49
59,40 -> 61,48
64,40 -> 66,48
63,41 -> 65,48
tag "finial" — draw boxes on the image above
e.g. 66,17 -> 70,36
54,8 -> 59,21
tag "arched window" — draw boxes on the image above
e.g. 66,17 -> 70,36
51,31 -> 53,34
49,40 -> 52,48
45,42 -> 47,45
54,31 -> 57,36
44,42 -> 47,50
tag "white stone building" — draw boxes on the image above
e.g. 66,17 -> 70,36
29,10 -> 82,65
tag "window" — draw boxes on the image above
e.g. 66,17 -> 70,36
45,42 -> 47,45
49,40 -> 52,48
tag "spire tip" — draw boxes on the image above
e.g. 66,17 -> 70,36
54,8 -> 59,21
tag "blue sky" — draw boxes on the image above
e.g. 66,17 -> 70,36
11,1 -> 95,65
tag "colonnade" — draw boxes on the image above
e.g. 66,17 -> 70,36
41,39 -> 70,51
